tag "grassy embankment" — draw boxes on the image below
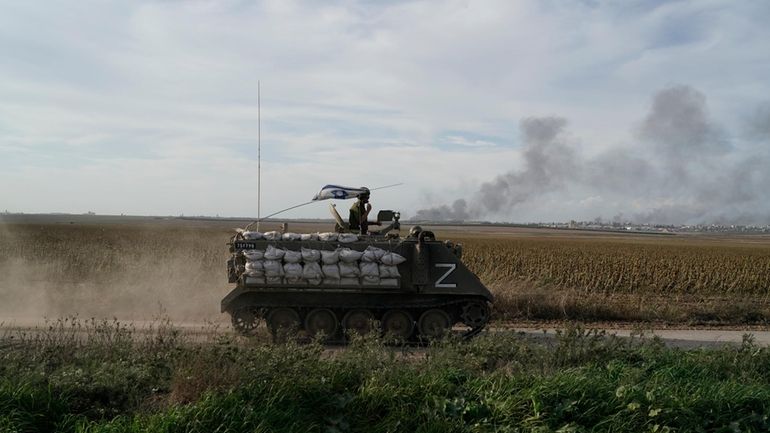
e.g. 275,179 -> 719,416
1,221 -> 770,324
2,318 -> 770,432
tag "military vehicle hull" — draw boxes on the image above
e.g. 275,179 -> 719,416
223,232 -> 493,340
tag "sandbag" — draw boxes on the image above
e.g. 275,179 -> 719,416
380,278 -> 399,287
244,261 -> 264,277
361,246 -> 386,262
379,264 -> 400,278
321,249 -> 340,264
338,248 -> 364,263
245,261 -> 263,270
339,262 -> 360,278
263,260 -> 284,277
300,233 -> 319,241
242,231 -> 263,240
340,277 -> 359,285
323,278 -> 341,285
266,276 -> 283,284
243,249 -> 265,260
318,232 -> 338,242
263,231 -> 282,241
283,262 -> 303,278
285,277 -> 304,285
301,247 -> 321,262
283,250 -> 302,264
360,261 -> 379,278
264,245 -> 286,260
306,277 -> 323,286
361,275 -> 380,285
302,262 -> 323,280
380,252 -> 407,265
338,233 -> 358,243
321,264 -> 340,279
282,232 -> 301,241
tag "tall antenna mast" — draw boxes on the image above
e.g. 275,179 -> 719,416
257,81 -> 261,232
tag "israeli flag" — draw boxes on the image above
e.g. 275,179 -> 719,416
312,185 -> 369,201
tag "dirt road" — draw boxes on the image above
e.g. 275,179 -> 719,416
512,326 -> 770,349
1,318 -> 768,349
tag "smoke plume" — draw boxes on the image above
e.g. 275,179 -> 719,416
414,85 -> 770,225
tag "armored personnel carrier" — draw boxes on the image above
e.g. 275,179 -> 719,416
222,205 -> 493,341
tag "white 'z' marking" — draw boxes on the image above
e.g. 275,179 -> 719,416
434,263 -> 457,288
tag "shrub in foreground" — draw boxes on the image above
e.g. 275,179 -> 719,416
1,321 -> 770,432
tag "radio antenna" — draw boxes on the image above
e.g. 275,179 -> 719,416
257,81 -> 261,232
370,182 -> 404,191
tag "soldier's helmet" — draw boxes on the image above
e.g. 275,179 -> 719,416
357,188 -> 371,202
409,225 -> 423,237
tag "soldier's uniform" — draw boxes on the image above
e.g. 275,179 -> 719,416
349,199 -> 368,234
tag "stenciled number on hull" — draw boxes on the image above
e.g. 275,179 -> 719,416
434,263 -> 457,288
234,241 -> 258,250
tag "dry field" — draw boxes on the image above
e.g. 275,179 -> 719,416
1,214 -> 770,325
451,230 -> 770,324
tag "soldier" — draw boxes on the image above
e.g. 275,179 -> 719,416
349,189 -> 379,234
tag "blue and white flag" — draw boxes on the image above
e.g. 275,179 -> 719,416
312,185 -> 369,201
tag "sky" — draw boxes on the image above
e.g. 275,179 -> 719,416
1,0 -> 769,224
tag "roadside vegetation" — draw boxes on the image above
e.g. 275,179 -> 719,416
2,318 -> 770,432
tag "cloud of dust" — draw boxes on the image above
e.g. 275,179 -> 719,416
414,85 -> 770,225
0,222 -> 230,324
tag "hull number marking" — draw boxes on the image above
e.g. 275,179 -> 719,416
435,263 -> 457,288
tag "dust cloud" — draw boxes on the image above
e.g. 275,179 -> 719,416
414,85 -> 770,225
0,220 -> 230,323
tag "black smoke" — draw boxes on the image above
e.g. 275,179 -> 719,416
477,117 -> 576,214
413,85 -> 770,225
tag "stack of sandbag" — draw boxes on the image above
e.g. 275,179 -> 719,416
241,248 -> 265,284
246,232 -> 359,242
320,248 -> 340,285
317,246 -> 406,287
360,246 -> 405,286
240,244 -> 406,287
301,247 -> 323,285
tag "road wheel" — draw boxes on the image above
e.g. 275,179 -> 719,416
305,308 -> 338,340
418,309 -> 452,339
381,310 -> 414,340
231,307 -> 261,335
266,308 -> 300,338
460,301 -> 490,329
343,309 -> 375,336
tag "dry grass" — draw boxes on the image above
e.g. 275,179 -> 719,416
459,236 -> 770,296
453,235 -> 770,324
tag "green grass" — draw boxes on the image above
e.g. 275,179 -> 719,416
2,319 -> 770,432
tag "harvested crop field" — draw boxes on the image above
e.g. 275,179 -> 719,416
1,214 -> 769,325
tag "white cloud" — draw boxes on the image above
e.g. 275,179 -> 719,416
1,0 -> 768,221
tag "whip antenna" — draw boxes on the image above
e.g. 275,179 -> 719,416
257,81 -> 261,231
370,182 -> 404,191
